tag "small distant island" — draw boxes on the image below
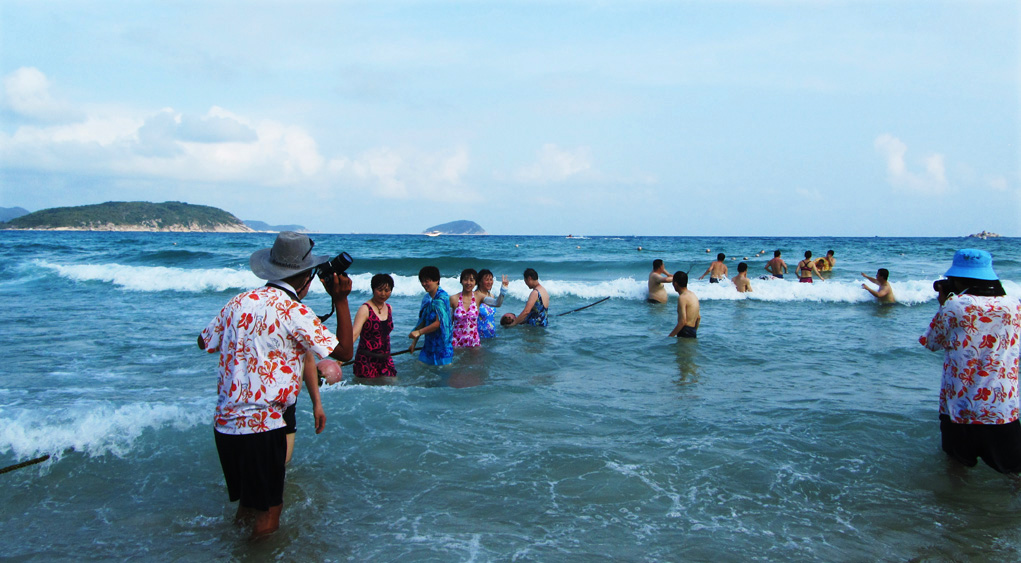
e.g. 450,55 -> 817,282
1,201 -> 253,232
243,220 -> 309,233
423,220 -> 487,236
967,230 -> 1001,239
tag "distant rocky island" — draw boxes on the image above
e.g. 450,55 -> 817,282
423,220 -> 486,235
0,206 -> 30,223
967,230 -> 1001,239
0,201 -> 253,232
243,220 -> 308,233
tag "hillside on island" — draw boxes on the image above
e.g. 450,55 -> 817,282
423,220 -> 487,235
1,201 -> 253,232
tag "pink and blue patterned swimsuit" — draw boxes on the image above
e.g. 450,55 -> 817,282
451,292 -> 481,348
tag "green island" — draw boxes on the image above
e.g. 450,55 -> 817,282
0,201 -> 253,232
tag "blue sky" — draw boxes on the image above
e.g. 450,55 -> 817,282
1,0 -> 1017,236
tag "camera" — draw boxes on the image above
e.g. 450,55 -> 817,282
318,252 -> 353,279
933,279 -> 953,293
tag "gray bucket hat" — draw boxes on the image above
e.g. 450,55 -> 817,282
250,231 -> 330,280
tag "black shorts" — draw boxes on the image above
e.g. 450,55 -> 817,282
677,325 -> 697,339
284,403 -> 297,434
939,414 -> 1021,474
214,427 -> 287,511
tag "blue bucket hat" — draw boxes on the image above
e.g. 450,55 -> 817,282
944,248 -> 998,281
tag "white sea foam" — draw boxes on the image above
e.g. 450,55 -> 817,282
39,260 -> 1018,305
0,402 -> 206,460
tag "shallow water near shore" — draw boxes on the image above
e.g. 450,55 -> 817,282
2,231 -> 1020,561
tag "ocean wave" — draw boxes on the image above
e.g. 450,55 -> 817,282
37,260 -> 1019,304
0,402 -> 207,461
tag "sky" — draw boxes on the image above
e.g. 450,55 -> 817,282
0,0 -> 1018,236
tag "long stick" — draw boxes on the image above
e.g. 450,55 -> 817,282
556,296 -> 611,317
0,454 -> 51,475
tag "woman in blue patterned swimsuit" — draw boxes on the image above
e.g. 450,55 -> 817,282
506,268 -> 550,327
475,269 -> 509,339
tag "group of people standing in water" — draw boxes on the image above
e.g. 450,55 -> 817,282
357,266 -> 551,375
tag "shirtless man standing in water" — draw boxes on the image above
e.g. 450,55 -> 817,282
764,250 -> 787,279
647,259 -> 674,303
861,269 -> 896,303
669,272 -> 701,338
698,253 -> 729,283
733,262 -> 753,293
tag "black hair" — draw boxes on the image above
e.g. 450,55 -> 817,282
673,271 -> 688,288
804,250 -> 812,259
477,268 -> 494,281
523,268 -> 539,281
371,273 -> 395,291
773,250 -> 781,257
460,268 -> 478,283
717,253 -> 725,261
737,262 -> 748,273
827,250 -> 835,256
877,268 -> 889,280
418,266 -> 440,283
653,259 -> 664,270
948,276 -> 1006,297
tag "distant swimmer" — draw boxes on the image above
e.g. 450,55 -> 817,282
698,253 -> 729,283
668,272 -> 700,338
647,259 -> 674,304
797,251 -> 825,283
764,250 -> 787,279
861,269 -> 896,303
733,262 -> 753,293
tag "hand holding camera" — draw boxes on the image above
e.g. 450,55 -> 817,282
318,252 -> 353,301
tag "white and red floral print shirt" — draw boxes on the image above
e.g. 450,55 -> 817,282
201,285 -> 339,435
920,294 -> 1021,425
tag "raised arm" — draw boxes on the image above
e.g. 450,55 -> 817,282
322,273 -> 354,361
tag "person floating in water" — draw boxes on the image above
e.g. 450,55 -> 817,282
506,268 -> 549,327
732,262 -> 753,293
764,250 -> 787,279
647,259 -> 674,303
861,269 -> 895,303
817,249 -> 836,272
698,253 -> 728,283
668,271 -> 700,338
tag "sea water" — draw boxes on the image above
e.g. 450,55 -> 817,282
1,231 -> 1019,561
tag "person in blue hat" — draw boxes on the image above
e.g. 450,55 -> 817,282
920,249 -> 1021,474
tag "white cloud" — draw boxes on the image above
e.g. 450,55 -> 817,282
2,67 -> 80,122
330,145 -> 476,202
987,175 -> 1008,192
874,133 -> 948,195
516,143 -> 592,184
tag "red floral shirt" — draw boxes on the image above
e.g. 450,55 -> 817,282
920,294 -> 1021,425
201,285 -> 339,434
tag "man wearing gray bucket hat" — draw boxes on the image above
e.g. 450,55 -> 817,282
920,249 -> 1021,475
199,231 -> 354,538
